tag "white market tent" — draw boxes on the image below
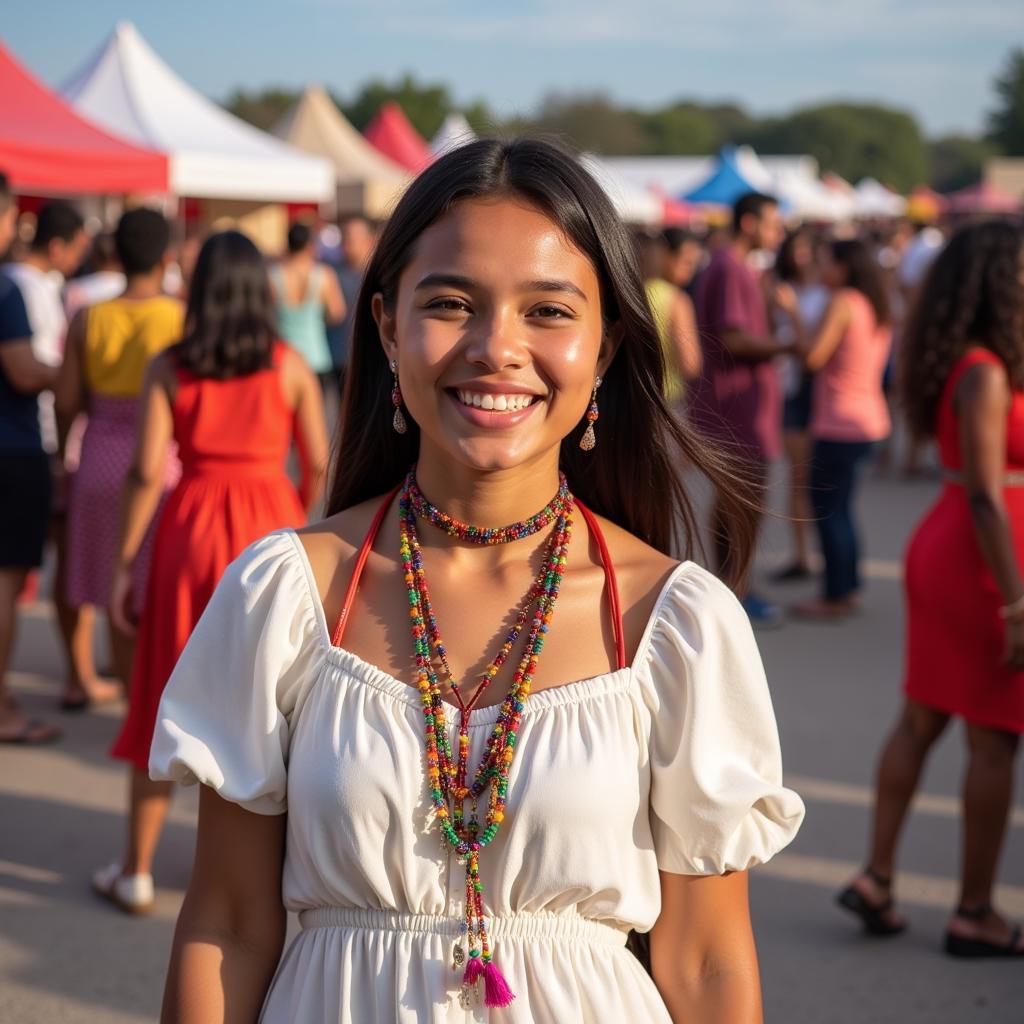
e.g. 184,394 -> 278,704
430,113 -> 477,156
273,85 -> 408,218
853,178 -> 907,218
602,153 -> 819,202
580,155 -> 661,225
61,23 -> 334,203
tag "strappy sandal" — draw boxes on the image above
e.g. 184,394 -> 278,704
944,903 -> 1024,958
836,866 -> 907,937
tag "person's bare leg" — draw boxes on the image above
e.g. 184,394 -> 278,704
947,724 -> 1024,949
122,769 -> 174,878
52,517 -> 118,704
0,568 -> 59,741
848,700 -> 951,925
107,617 -> 137,691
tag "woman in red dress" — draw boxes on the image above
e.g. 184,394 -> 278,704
93,231 -> 329,913
838,220 -> 1024,957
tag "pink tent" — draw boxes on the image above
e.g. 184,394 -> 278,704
946,181 -> 1020,215
364,102 -> 433,173
0,40 -> 166,195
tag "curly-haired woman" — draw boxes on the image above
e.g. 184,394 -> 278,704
838,220 -> 1024,958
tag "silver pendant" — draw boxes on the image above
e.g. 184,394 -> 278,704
452,943 -> 466,970
459,983 -> 476,1009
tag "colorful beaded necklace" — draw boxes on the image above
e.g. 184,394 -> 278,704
398,469 -> 574,1010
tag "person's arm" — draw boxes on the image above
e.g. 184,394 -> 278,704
109,354 -> 174,632
54,309 -> 88,459
320,265 -> 346,325
669,291 -> 702,382
649,871 -> 762,1023
956,360 -> 1024,668
0,341 -> 57,394
161,787 -> 286,1024
282,347 -> 329,513
802,293 -> 852,372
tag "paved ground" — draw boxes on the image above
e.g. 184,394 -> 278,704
1,464 -> 1023,1023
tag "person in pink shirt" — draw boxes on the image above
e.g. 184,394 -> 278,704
781,239 -> 892,618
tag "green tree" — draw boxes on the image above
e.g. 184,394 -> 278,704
224,87 -> 301,131
746,103 -> 928,190
343,74 -> 473,139
641,103 -> 722,155
929,135 -> 996,191
987,48 -> 1024,154
529,93 -> 648,155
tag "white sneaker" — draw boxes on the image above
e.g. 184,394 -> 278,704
91,862 -> 155,914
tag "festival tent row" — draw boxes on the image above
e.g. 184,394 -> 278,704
0,40 -> 167,196
273,86 -> 408,219
58,23 -> 333,246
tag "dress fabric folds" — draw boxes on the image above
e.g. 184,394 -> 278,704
151,530 -> 804,1022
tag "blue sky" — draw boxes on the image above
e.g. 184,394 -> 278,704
5,0 -> 1022,137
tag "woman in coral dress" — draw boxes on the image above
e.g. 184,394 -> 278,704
838,220 -> 1024,958
92,230 -> 328,914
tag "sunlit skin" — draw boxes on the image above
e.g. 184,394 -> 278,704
160,195 -> 764,1024
374,197 -> 617,506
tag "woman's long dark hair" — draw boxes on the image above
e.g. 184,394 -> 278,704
901,220 -> 1024,440
328,137 -> 757,577
170,230 -> 278,380
830,238 -> 890,326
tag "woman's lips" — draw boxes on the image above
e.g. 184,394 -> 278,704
447,388 -> 542,428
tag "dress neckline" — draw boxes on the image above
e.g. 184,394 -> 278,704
282,529 -> 690,720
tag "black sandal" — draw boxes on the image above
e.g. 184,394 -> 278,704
944,903 -> 1024,958
836,866 -> 906,937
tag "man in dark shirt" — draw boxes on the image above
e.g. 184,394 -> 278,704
0,172 -> 61,743
691,192 -> 792,626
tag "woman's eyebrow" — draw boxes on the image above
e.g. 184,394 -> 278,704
519,279 -> 588,302
414,273 -> 588,303
414,273 -> 477,292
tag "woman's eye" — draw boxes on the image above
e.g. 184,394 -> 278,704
530,305 -> 572,319
427,298 -> 471,313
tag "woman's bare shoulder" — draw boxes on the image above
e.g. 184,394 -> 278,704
294,495 -> 396,611
582,511 -> 683,624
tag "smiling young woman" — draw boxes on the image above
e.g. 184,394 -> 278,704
149,139 -> 804,1024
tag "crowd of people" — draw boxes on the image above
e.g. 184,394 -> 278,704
1,134 -> 1023,1022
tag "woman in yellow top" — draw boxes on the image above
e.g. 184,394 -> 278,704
55,209 -> 183,687
637,230 -> 702,405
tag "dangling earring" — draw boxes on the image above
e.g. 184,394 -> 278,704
579,376 -> 602,451
390,359 -> 407,434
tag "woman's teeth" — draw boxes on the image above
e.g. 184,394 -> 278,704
456,390 -> 535,412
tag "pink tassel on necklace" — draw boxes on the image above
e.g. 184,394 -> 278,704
462,955 -> 485,987
482,960 -> 515,1008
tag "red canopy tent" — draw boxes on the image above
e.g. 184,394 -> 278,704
946,181 -> 1020,216
364,103 -> 433,173
0,40 -> 167,195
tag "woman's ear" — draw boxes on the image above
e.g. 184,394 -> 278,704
597,321 -> 624,378
372,292 -> 397,364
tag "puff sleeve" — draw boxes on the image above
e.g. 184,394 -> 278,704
149,531 -> 324,815
638,563 -> 805,874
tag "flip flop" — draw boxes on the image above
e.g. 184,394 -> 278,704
0,717 -> 61,745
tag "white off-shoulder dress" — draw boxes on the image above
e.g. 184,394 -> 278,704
150,529 -> 804,1023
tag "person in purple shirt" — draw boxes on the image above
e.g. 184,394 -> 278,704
691,192 -> 791,626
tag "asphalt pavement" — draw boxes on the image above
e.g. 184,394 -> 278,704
1,464 -> 1022,1024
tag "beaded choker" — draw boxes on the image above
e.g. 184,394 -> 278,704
399,469 -> 574,1010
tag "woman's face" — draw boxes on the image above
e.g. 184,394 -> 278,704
374,196 -> 617,473
820,248 -> 846,289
